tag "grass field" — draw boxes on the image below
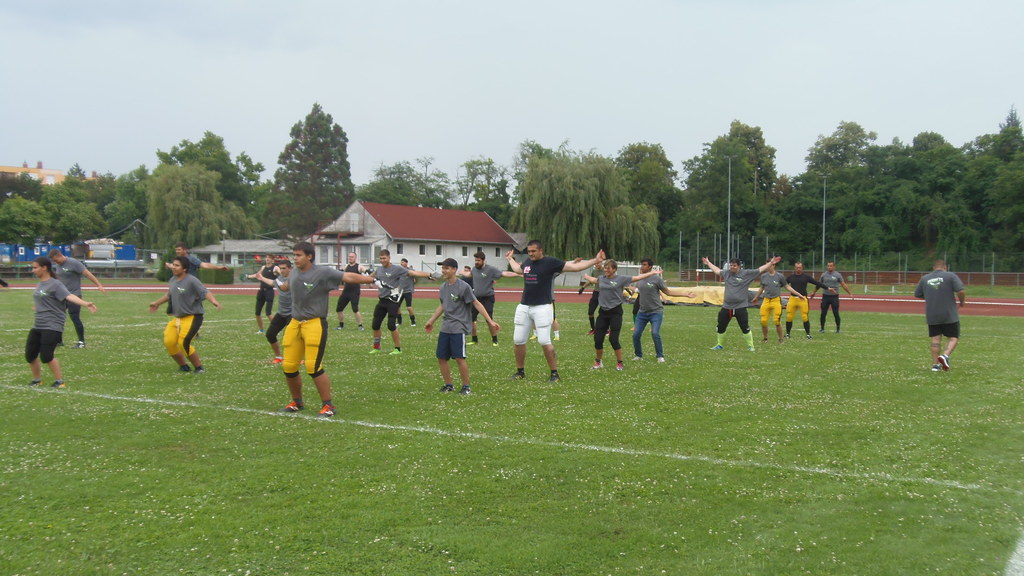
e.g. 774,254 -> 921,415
2,291 -> 1023,575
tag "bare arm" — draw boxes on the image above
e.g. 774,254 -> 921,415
751,285 -> 765,303
628,269 -> 662,283
561,249 -> 606,273
148,294 -> 169,312
472,299 -> 500,331
701,256 -> 722,277
66,294 -> 97,313
756,256 -> 783,275
661,286 -> 698,299
504,250 -> 524,274
204,291 -> 221,311
423,303 -> 445,332
957,289 -> 966,307
343,271 -> 376,284
784,283 -> 806,299
82,269 -> 106,293
200,261 -> 229,272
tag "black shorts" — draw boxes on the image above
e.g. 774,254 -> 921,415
472,295 -> 495,321
401,292 -> 414,307
928,322 -> 960,339
336,290 -> 361,313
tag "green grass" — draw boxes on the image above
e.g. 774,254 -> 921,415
2,291 -> 1023,575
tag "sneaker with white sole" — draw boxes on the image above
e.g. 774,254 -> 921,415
657,357 -> 666,363
591,360 -> 604,370
938,354 -> 950,371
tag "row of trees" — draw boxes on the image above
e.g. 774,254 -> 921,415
2,104 -> 1021,270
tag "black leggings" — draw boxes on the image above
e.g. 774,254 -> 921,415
820,295 -> 841,330
593,305 -> 623,350
25,328 -> 61,364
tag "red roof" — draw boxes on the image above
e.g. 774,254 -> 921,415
360,202 -> 516,244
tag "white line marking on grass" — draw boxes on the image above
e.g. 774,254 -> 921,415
0,385 -> 997,493
1007,533 -> 1024,576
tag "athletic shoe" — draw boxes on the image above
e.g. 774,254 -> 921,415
369,348 -> 380,355
358,325 -> 365,331
410,323 -> 417,327
280,401 -> 304,412
179,365 -> 192,373
51,380 -> 66,389
335,326 -> 344,330
761,338 -> 769,343
657,357 -> 666,363
633,356 -> 642,361
29,379 -> 42,386
440,384 -> 455,392
529,333 -> 538,341
459,385 -> 471,395
193,366 -> 206,374
492,341 -> 498,347
710,345 -> 724,350
547,373 -> 560,383
615,362 -> 624,371
73,341 -> 86,348
747,346 -> 755,352
806,334 -> 813,340
467,341 -> 477,346
318,404 -> 335,418
591,360 -> 604,370
271,357 -> 283,364
784,333 -> 791,339
931,364 -> 942,372
835,329 -> 841,334
553,335 -> 560,341
509,372 -> 526,380
388,349 -> 402,356
819,329 -> 825,333
938,354 -> 950,371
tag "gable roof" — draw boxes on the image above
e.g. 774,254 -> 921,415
358,201 -> 516,244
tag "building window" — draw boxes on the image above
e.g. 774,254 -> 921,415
419,244 -> 426,255
462,246 -> 468,256
495,247 -> 501,257
476,246 -> 483,256
397,243 -> 404,254
435,245 -> 442,256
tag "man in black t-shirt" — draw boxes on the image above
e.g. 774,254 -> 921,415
505,240 -> 604,383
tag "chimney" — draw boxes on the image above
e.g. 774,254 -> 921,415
23,161 -> 28,168
91,171 -> 98,178
36,161 -> 43,169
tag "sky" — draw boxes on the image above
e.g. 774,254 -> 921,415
3,0 -> 1022,185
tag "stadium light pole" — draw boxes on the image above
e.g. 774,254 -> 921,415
821,175 -> 827,266
726,156 -> 732,263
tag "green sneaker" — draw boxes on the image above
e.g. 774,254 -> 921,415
369,348 -> 380,355
388,348 -> 402,356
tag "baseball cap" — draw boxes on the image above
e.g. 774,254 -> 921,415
438,258 -> 458,268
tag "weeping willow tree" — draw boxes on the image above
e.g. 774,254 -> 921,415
146,163 -> 250,248
512,149 -> 659,260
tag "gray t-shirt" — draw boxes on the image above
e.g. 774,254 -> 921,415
721,268 -> 761,310
167,274 -> 208,317
914,270 -> 965,325
290,265 -> 345,321
819,270 -> 844,293
398,267 -> 416,293
55,256 -> 87,295
275,277 -> 293,317
758,271 -> 788,299
597,274 -> 633,310
636,275 -> 669,313
471,264 -> 504,298
375,264 -> 409,300
33,278 -> 72,331
438,278 -> 477,334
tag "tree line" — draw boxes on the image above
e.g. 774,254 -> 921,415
2,103 -> 1021,271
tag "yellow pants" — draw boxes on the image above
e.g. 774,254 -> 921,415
786,295 -> 810,323
759,297 -> 783,326
282,318 -> 328,376
163,315 -> 201,357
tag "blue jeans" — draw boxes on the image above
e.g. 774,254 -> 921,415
632,311 -> 664,358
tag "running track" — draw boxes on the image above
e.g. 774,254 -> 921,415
6,283 -> 1022,317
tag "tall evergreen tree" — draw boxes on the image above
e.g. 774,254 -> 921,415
268,103 -> 354,238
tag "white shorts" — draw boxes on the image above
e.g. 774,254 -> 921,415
513,303 -> 554,345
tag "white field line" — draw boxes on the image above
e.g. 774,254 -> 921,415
1,384 -> 996,494
1007,535 -> 1024,576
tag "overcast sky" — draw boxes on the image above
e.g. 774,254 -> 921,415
3,0 -> 1021,185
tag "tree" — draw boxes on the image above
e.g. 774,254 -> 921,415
104,166 -> 150,243
459,157 -> 512,227
39,180 -> 106,243
158,131 -> 263,209
0,197 -> 48,244
805,121 -> 878,173
147,164 -> 250,249
268,103 -> 354,237
513,149 -> 658,260
0,173 -> 44,206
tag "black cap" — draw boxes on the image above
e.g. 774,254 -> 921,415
438,258 -> 458,268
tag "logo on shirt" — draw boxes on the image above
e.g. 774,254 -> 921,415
926,277 -> 945,289
176,287 -> 186,293
448,293 -> 462,302
303,282 -> 315,291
